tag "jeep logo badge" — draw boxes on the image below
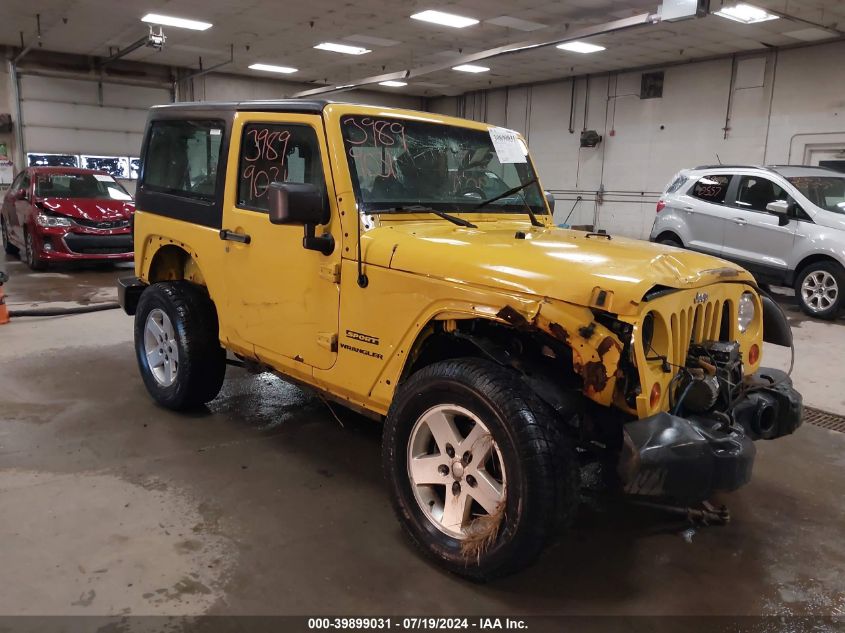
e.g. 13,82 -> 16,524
694,292 -> 709,304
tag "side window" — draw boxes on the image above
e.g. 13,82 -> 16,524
9,171 -> 26,192
734,176 -> 787,212
142,119 -> 224,200
20,173 -> 31,196
237,123 -> 324,212
691,175 -> 731,204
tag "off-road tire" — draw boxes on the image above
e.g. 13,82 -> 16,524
24,228 -> 47,271
1,217 -> 18,255
794,260 -> 844,320
382,358 -> 578,580
134,281 -> 226,410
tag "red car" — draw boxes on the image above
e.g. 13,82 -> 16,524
1,167 -> 135,270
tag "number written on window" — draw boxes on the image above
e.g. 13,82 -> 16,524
237,124 -> 324,211
692,175 -> 731,204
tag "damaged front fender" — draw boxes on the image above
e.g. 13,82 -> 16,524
496,301 -> 623,407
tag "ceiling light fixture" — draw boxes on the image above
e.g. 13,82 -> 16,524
556,41 -> 606,54
248,63 -> 298,74
714,3 -> 778,24
452,64 -> 489,73
378,80 -> 408,87
411,10 -> 479,28
314,42 -> 371,55
140,13 -> 212,31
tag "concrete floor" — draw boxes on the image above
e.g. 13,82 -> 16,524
1,253 -> 844,620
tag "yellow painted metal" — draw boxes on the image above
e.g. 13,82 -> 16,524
134,102 -> 764,420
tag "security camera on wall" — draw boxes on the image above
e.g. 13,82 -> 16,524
580,130 -> 602,148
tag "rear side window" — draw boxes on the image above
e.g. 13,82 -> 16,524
142,120 -> 224,200
691,174 -> 731,204
237,123 -> 324,212
665,174 -> 688,194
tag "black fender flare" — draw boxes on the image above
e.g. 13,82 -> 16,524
761,294 -> 792,347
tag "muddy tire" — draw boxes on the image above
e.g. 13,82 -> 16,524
23,228 -> 47,271
382,358 -> 578,580
1,217 -> 18,255
134,281 -> 226,410
794,261 -> 844,320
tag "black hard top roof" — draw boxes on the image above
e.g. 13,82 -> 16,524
149,99 -> 332,115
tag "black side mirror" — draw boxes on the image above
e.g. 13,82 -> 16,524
267,182 -> 334,255
544,190 -> 556,213
16,189 -> 27,200
268,182 -> 328,225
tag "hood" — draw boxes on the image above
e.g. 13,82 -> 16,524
38,197 -> 135,222
362,221 -> 754,315
809,208 -> 845,233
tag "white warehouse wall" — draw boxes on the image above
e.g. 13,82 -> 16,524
427,40 -> 845,239
194,72 -> 423,110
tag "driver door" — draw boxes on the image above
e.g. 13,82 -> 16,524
221,113 -> 341,371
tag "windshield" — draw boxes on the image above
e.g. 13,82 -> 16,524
340,115 -> 546,215
35,173 -> 133,201
787,175 -> 845,214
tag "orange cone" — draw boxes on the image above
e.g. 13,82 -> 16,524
0,271 -> 9,325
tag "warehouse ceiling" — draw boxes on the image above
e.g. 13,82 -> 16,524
1,0 -> 843,96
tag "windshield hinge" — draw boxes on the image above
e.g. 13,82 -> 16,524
319,262 -> 340,283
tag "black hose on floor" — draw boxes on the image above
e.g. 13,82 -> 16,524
9,302 -> 121,317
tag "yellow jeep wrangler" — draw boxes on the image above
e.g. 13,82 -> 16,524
119,100 -> 802,579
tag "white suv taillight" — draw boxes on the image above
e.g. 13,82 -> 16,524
656,200 -> 666,213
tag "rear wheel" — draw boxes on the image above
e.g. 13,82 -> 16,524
24,228 -> 47,271
1,217 -> 18,255
795,261 -> 844,319
134,281 -> 226,410
658,234 -> 683,248
382,358 -> 578,580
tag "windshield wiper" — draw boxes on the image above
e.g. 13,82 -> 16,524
369,206 -> 477,228
470,177 -> 543,227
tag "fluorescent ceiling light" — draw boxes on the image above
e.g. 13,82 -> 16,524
314,42 -> 371,55
411,10 -> 479,28
556,41 -> 606,54
714,3 -> 778,24
141,13 -> 212,30
452,64 -> 489,73
248,63 -> 297,74
379,80 -> 408,87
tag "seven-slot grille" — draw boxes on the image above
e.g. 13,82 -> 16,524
668,298 -> 730,368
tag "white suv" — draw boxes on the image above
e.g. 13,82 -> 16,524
650,165 -> 845,319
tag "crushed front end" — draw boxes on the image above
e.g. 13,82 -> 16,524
612,283 -> 802,502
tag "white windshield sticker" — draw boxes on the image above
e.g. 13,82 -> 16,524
93,174 -> 115,182
489,127 -> 527,164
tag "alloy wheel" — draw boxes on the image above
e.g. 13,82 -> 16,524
407,404 -> 506,539
143,308 -> 179,387
801,270 -> 839,313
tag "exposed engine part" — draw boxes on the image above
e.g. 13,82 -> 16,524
680,373 -> 719,413
675,340 -> 743,414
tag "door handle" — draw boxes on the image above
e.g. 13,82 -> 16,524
683,206 -> 694,212
219,229 -> 251,244
731,218 -> 747,225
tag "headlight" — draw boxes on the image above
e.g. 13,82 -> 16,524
35,212 -> 72,228
737,292 -> 756,332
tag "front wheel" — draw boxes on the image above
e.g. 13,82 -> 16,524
24,228 -> 47,271
134,281 -> 226,410
382,358 -> 578,580
795,261 -> 844,320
